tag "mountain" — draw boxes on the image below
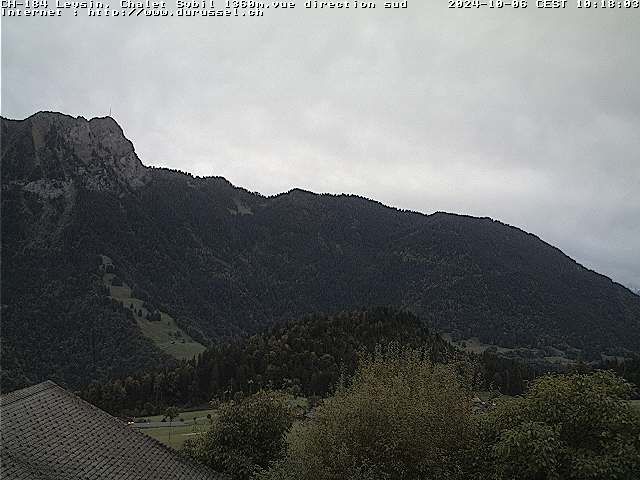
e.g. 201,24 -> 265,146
2,111 -> 639,391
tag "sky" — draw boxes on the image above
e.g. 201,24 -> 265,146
1,4 -> 639,290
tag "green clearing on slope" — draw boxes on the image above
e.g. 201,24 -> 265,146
442,334 -> 576,367
101,256 -> 206,361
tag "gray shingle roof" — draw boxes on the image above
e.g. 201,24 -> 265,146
0,381 -> 220,479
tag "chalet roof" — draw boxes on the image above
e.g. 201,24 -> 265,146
0,381 -> 219,480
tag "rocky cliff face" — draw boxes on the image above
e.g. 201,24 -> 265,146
2,112 -> 150,248
2,112 -> 148,192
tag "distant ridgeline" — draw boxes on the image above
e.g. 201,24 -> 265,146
2,112 -> 640,392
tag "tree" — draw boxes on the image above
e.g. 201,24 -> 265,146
183,390 -> 293,479
478,371 -> 640,480
164,406 -> 179,442
260,346 -> 476,480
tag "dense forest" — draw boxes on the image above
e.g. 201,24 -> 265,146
0,254 -> 175,391
81,307 -> 462,415
3,112 -> 640,392
82,306 -> 640,417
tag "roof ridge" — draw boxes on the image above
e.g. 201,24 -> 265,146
0,380 -> 59,407
1,381 -> 222,479
56,384 -> 215,473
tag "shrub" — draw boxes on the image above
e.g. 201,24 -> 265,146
260,346 -> 476,480
182,390 -> 293,479
479,371 -> 640,480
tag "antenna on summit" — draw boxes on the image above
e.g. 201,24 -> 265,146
109,106 -> 112,117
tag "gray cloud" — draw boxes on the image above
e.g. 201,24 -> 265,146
2,5 -> 639,289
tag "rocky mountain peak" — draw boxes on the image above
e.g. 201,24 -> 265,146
2,112 -> 149,192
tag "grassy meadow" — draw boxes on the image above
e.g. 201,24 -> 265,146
101,256 -> 205,361
136,408 -> 217,450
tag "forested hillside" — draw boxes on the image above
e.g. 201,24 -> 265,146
3,111 -> 640,391
81,307 -> 461,415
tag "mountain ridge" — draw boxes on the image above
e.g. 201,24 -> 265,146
2,111 -> 639,391
0,111 -> 626,289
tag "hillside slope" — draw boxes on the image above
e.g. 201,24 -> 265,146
82,306 -> 460,415
2,112 -> 639,390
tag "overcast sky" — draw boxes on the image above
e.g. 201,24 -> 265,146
1,5 -> 639,290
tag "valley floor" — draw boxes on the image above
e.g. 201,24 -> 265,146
133,408 -> 216,449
